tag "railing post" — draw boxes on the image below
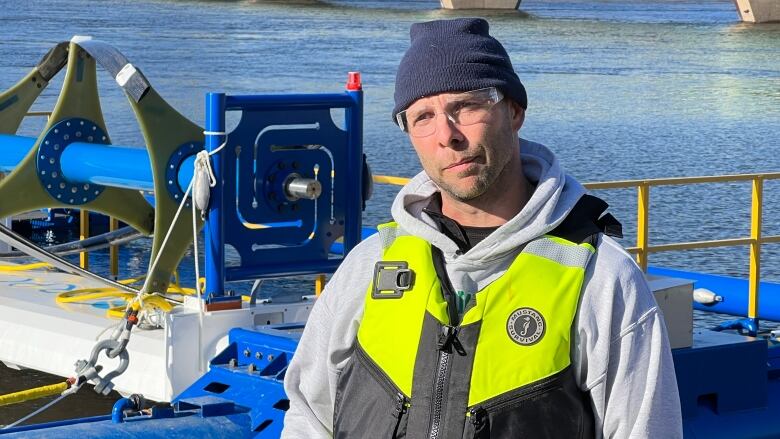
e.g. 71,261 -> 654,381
0,173 -> 8,253
748,176 -> 763,333
636,183 -> 650,272
79,209 -> 89,270
315,274 -> 326,297
109,217 -> 119,279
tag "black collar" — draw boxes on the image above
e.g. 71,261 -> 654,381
423,193 -> 499,253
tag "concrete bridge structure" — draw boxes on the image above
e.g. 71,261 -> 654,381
440,0 -> 779,23
732,0 -> 780,23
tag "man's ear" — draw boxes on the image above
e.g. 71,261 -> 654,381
509,100 -> 525,131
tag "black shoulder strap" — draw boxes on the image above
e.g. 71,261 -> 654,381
549,194 -> 623,244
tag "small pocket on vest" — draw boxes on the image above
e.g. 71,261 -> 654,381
334,344 -> 411,439
463,367 -> 594,439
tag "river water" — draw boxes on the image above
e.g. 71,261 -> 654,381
0,0 -> 778,427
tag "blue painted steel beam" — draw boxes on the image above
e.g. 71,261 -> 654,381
225,93 -> 356,111
205,92 -> 226,298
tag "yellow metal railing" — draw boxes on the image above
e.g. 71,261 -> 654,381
372,172 -> 780,322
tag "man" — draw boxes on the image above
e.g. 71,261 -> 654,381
283,17 -> 682,438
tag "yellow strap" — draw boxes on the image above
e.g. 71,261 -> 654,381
0,381 -> 68,407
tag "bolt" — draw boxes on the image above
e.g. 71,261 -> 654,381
228,358 -> 237,368
243,348 -> 251,357
267,354 -> 275,362
248,363 -> 257,373
255,352 -> 263,360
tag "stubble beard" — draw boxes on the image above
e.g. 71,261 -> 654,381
435,145 -> 504,202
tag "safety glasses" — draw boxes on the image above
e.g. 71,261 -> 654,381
396,87 -> 504,138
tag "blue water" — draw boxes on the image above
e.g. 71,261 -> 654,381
0,0 -> 778,424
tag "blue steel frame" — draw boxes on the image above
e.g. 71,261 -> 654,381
204,88 -> 363,299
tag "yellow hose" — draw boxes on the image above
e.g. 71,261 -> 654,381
53,273 -> 205,319
0,381 -> 68,407
0,262 -> 51,271
373,175 -> 410,186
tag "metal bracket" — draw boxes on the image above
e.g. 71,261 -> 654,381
371,261 -> 414,299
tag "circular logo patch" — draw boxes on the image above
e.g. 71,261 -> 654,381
507,307 -> 546,346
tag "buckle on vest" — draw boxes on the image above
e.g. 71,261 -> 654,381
371,261 -> 414,299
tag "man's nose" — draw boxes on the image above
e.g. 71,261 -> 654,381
434,112 -> 464,146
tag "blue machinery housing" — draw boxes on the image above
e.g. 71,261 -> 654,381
3,84 -> 780,437
202,90 -> 363,302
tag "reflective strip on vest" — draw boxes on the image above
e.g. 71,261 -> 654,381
357,223 -> 594,406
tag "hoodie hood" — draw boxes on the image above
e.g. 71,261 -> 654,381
391,139 -> 586,287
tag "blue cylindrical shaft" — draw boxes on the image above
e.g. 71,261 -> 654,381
61,142 -> 155,191
0,134 -> 36,173
0,134 -> 195,193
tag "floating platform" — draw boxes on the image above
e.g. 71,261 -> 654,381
0,266 -> 312,402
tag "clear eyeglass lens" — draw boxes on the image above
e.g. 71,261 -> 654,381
398,87 -> 502,137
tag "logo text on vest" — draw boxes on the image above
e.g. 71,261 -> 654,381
506,307 -> 546,346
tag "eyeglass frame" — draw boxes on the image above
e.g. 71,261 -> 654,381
395,87 -> 504,137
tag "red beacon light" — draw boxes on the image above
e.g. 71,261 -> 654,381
346,72 -> 362,91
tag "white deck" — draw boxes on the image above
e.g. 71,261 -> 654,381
0,268 -> 313,401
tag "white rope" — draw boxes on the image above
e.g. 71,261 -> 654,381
2,392 -> 70,429
139,136 -> 226,297
189,136 -> 226,370
192,179 -> 205,372
137,178 -> 194,302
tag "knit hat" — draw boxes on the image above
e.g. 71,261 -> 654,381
392,17 -> 527,122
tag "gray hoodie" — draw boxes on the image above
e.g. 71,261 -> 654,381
282,139 -> 682,438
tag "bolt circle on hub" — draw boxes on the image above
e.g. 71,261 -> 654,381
165,141 -> 203,207
36,117 -> 108,205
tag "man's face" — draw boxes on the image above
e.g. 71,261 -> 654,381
404,90 -> 524,203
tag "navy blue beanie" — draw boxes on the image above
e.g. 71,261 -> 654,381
392,17 -> 527,123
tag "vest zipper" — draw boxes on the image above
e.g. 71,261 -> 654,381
428,246 -> 466,439
428,349 -> 450,439
391,392 -> 410,439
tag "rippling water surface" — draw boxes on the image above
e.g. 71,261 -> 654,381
0,0 -> 778,426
